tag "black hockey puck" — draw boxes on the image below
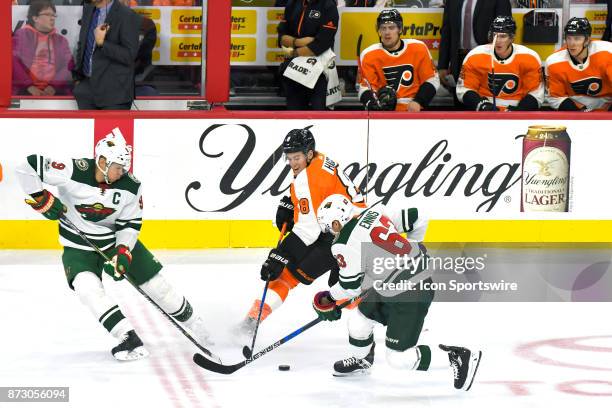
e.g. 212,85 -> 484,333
278,364 -> 290,371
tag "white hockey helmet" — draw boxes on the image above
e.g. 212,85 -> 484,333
95,127 -> 133,183
317,194 -> 355,234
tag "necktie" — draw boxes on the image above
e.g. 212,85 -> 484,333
82,8 -> 100,77
463,0 -> 473,49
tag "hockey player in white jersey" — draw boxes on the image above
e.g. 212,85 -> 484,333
311,195 -> 482,391
15,129 -> 213,361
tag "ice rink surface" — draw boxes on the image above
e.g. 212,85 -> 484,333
1,249 -> 612,408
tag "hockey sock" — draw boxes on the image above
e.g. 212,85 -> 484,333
140,273 -> 192,322
349,334 -> 375,359
247,299 -> 273,321
73,272 -> 133,337
386,345 -> 432,371
248,267 -> 300,319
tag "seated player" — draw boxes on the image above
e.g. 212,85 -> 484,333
456,15 -> 544,111
545,17 -> 612,111
358,9 -> 439,112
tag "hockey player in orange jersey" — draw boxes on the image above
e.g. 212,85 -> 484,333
456,15 -> 544,111
233,127 -> 366,346
545,17 -> 612,112
358,9 -> 440,112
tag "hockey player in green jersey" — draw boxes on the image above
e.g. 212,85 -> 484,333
311,194 -> 482,391
15,128 -> 213,361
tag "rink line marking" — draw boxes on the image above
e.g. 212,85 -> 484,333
131,300 -> 186,408
138,298 -> 211,408
185,351 -> 221,408
515,335 -> 612,372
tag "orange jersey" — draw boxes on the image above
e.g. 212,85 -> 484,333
545,40 -> 612,111
358,39 -> 439,111
457,43 -> 544,110
290,153 -> 365,245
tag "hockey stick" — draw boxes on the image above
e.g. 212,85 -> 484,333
56,213 -> 222,364
356,34 -> 381,109
194,290 -> 371,375
490,33 -> 498,110
242,222 -> 288,358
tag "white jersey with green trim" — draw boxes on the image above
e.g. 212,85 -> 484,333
329,202 -> 428,300
16,155 -> 143,252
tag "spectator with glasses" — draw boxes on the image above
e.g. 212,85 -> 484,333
12,0 -> 75,96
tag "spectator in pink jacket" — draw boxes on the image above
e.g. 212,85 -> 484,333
12,0 -> 75,96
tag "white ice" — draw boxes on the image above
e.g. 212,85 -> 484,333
1,249 -> 612,408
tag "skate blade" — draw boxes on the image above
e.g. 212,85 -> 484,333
332,369 -> 371,377
114,346 -> 150,362
462,350 -> 482,391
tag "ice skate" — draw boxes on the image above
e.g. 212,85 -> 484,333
231,316 -> 257,348
439,344 -> 482,391
185,315 -> 214,347
333,343 -> 375,377
112,330 -> 149,361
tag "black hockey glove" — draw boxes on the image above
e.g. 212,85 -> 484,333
377,86 -> 397,111
260,248 -> 290,281
365,98 -> 383,111
476,100 -> 498,111
275,195 -> 294,232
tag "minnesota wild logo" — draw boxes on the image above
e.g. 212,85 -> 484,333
76,203 -> 116,222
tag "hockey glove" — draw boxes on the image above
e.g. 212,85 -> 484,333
377,86 -> 397,111
260,248 -> 290,281
26,190 -> 66,220
275,195 -> 294,232
313,291 -> 342,321
476,100 -> 498,111
103,245 -> 132,281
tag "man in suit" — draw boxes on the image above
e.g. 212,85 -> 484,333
438,0 -> 511,96
603,0 -> 611,42
73,0 -> 139,110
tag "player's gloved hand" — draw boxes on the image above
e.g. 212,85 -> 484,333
260,248 -> 290,281
275,195 -> 294,232
377,86 -> 397,111
313,291 -> 342,321
103,245 -> 132,281
25,190 -> 66,220
365,95 -> 382,111
476,99 -> 498,111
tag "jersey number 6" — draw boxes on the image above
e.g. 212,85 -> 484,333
370,215 -> 414,256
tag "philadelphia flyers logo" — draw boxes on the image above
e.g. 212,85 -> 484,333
382,64 -> 414,90
488,73 -> 520,96
570,77 -> 602,96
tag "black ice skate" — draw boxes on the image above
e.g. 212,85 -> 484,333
333,343 -> 375,377
112,330 -> 149,361
439,344 -> 482,391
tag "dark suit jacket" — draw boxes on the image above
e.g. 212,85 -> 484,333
603,0 -> 611,42
74,1 -> 140,107
438,0 -> 512,79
